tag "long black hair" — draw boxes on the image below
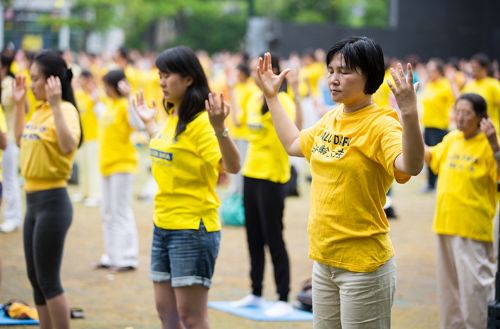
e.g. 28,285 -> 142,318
155,46 -> 210,141
102,69 -> 126,97
261,53 -> 287,115
34,50 -> 83,147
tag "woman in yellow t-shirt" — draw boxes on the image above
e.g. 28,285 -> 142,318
13,51 -> 82,329
425,93 -> 499,329
256,37 -> 424,327
95,69 -> 139,272
133,46 -> 240,329
230,54 -> 297,317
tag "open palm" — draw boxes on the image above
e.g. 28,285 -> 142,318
12,75 -> 27,105
134,91 -> 156,124
256,52 -> 290,98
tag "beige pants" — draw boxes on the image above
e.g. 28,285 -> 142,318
78,140 -> 101,199
312,258 -> 396,329
436,234 -> 496,329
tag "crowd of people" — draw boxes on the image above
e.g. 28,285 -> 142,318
0,35 -> 499,329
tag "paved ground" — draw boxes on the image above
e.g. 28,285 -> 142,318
0,167 -> 442,329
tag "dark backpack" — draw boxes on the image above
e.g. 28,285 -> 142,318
296,278 -> 312,312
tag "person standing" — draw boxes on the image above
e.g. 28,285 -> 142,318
134,46 -> 240,329
256,36 -> 424,328
425,93 -> 498,329
13,50 -> 82,329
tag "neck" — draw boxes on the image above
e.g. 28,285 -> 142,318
343,95 -> 373,113
463,128 -> 481,140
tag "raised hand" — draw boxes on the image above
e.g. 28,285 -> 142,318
133,91 -> 156,124
388,63 -> 418,116
480,118 -> 500,151
12,75 -> 27,105
45,76 -> 62,109
205,93 -> 229,132
256,52 -> 290,98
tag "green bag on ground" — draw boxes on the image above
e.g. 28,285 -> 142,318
220,194 -> 245,226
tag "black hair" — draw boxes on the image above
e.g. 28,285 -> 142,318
1,50 -> 14,78
471,53 -> 491,69
80,69 -> 93,79
155,46 -> 210,141
259,52 -> 287,114
326,36 -> 385,95
33,50 -> 83,147
456,93 -> 488,120
237,63 -> 251,78
428,58 -> 445,76
102,69 -> 126,97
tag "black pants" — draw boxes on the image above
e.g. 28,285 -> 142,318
243,177 -> 290,302
23,188 -> 72,305
424,127 -> 448,189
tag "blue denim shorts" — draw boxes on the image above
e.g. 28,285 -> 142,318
150,221 -> 221,288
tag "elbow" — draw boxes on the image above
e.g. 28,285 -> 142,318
226,162 -> 241,174
407,162 -> 424,176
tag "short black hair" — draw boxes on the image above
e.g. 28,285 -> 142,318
326,36 -> 385,94
102,69 -> 126,97
237,63 -> 250,78
471,53 -> 490,69
457,93 -> 488,119
428,58 -> 445,76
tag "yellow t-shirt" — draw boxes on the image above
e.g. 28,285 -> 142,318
373,70 -> 393,108
228,80 -> 258,140
20,101 -> 81,192
299,103 -> 411,272
150,111 -> 222,232
299,62 -> 326,97
462,78 -> 500,133
98,97 -> 137,176
242,92 -> 295,183
0,106 -> 7,181
75,89 -> 98,142
421,78 -> 454,130
430,130 -> 498,242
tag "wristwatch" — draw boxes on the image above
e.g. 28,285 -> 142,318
215,128 -> 229,138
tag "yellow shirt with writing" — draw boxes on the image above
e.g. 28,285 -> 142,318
299,104 -> 411,272
75,89 -> 98,142
242,92 -> 295,183
421,78 -> 454,130
98,97 -> 137,176
0,106 -> 7,181
20,102 -> 81,192
462,78 -> 500,133
150,111 -> 222,232
430,130 -> 497,242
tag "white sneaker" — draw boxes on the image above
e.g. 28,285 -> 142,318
264,301 -> 294,317
230,294 -> 263,308
0,221 -> 19,233
83,197 -> 100,207
70,193 -> 84,203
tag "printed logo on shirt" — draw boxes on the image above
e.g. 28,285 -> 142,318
447,153 -> 479,172
150,149 -> 173,161
311,129 -> 351,160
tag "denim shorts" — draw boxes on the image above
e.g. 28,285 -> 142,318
150,221 -> 221,288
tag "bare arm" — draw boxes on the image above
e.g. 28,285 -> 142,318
12,76 -> 27,147
480,118 -> 500,177
206,93 -> 241,174
389,63 -> 424,176
46,77 -> 77,154
256,53 -> 303,157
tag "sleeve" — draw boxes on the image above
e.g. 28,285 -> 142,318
429,136 -> 450,175
375,113 -> 411,183
299,109 -> 333,161
194,113 -> 222,170
62,102 -> 81,143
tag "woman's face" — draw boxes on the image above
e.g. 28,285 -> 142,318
158,71 -> 192,105
426,62 -> 441,81
30,62 -> 47,101
327,53 -> 367,106
454,99 -> 480,135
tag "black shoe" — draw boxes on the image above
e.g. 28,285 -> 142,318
384,206 -> 397,219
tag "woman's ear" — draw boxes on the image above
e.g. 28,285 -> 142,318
184,76 -> 194,87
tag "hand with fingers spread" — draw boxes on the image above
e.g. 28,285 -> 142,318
133,91 -> 156,124
12,75 -> 27,106
480,118 -> 500,151
45,76 -> 63,109
388,63 -> 418,117
205,92 -> 229,133
256,52 -> 290,98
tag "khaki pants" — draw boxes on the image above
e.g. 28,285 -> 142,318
436,234 -> 495,329
312,258 -> 396,329
79,140 -> 101,200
